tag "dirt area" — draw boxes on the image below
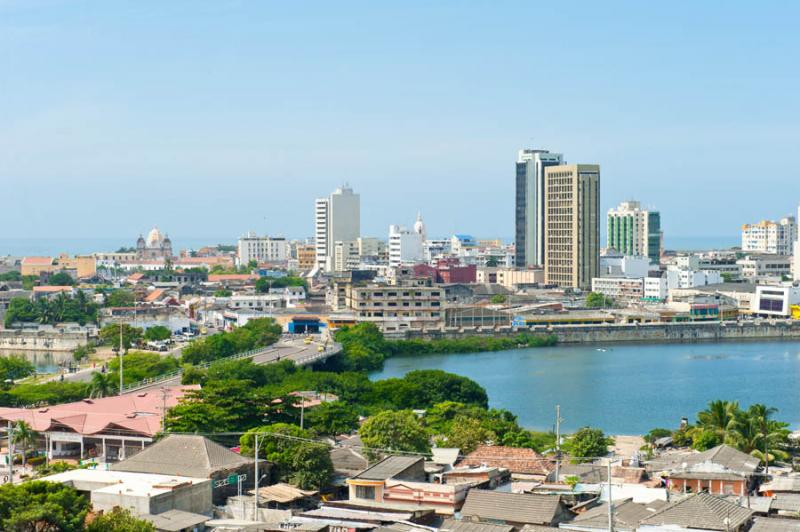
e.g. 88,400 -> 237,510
610,434 -> 645,459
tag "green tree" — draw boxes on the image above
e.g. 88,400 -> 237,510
0,355 -> 35,382
105,289 -> 136,307
86,507 -> 156,531
47,271 -> 75,286
12,421 -> 37,467
490,294 -> 507,304
585,292 -> 613,308
696,399 -> 739,442
240,423 -> 333,489
305,401 -> 360,436
214,289 -> 232,297
730,404 -> 790,466
164,401 -> 231,433
99,324 -> 144,351
359,410 -> 430,460
644,428 -> 673,445
691,429 -> 722,451
563,427 -> 614,463
143,325 -> 171,342
0,481 -> 90,532
107,351 -> 180,386
181,365 -> 207,385
441,416 -> 496,454
89,371 -> 116,398
0,271 -> 22,282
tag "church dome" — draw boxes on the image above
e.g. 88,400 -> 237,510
146,227 -> 164,248
413,212 -> 426,235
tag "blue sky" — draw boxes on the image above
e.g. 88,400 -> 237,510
1,1 -> 799,244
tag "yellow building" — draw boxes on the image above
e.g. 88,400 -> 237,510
792,305 -> 800,320
21,254 -> 96,279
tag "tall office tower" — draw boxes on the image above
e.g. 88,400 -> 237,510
741,215 -> 797,255
543,164 -> 600,289
314,198 -> 329,269
794,204 -> 800,282
607,200 -> 662,264
314,185 -> 361,271
515,149 -> 564,268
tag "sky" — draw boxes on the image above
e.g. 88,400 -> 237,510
1,1 -> 799,246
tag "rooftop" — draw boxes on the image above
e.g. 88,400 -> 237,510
460,446 -> 554,476
111,434 -> 253,478
638,492 -> 753,531
140,509 -> 210,532
43,468 -> 209,498
460,490 -> 563,526
0,385 -> 196,437
351,455 -> 423,481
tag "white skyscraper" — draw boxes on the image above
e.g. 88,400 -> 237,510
515,149 -> 564,267
314,185 -> 361,271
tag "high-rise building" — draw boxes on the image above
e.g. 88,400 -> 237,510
741,215 -> 797,255
607,200 -> 662,264
388,214 -> 425,267
543,164 -> 600,290
515,149 -> 564,268
314,185 -> 361,271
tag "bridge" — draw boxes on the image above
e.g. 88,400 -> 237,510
120,337 -> 341,394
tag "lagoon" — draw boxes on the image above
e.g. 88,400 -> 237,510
370,340 -> 800,435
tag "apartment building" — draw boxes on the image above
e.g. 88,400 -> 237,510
543,164 -> 600,290
741,216 -> 797,255
607,200 -> 662,264
237,233 -> 288,264
339,277 -> 444,332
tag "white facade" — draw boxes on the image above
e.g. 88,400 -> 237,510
388,217 -> 425,267
599,253 -> 651,278
314,198 -> 329,269
741,216 -> 797,255
606,200 -> 662,264
333,240 -> 360,272
424,239 -> 451,262
736,254 -> 792,280
591,276 -> 644,304
315,186 -> 361,271
665,267 -> 722,289
753,285 -> 800,317
644,276 -> 668,301
237,233 -> 288,264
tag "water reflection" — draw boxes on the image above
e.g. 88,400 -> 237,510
0,351 -> 73,373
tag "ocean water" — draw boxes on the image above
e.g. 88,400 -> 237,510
370,340 -> 800,434
0,237 -> 236,257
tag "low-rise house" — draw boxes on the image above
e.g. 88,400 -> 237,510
459,490 -> 572,528
637,492 -> 753,531
250,483 -> 319,510
646,444 -> 760,496
560,498 -> 667,531
769,493 -> 800,517
43,468 -> 212,517
347,456 -> 478,515
439,518 -> 513,532
759,475 -> 800,496
750,517 -> 800,531
111,434 -> 255,505
0,385 -> 197,462
139,509 -> 211,532
459,446 -> 555,480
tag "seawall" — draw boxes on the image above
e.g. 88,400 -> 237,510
0,329 -> 90,352
389,320 -> 800,344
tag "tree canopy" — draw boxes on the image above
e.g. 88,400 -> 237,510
4,292 -> 98,327
563,427 -> 614,463
359,410 -> 430,460
181,318 -> 282,365
0,481 -> 90,532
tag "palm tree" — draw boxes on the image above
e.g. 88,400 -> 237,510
90,371 -> 115,398
732,404 -> 789,472
13,421 -> 38,468
696,400 -> 739,442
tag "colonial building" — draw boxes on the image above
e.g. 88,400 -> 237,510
136,227 -> 173,259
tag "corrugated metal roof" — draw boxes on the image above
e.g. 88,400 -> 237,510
352,456 -> 422,481
639,492 -> 753,530
750,517 -> 800,531
111,434 -> 253,478
439,518 -> 513,532
460,490 -> 562,526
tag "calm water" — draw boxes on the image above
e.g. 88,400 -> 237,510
370,340 -> 800,435
0,351 -> 73,373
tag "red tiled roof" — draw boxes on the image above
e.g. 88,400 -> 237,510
22,256 -> 54,266
127,272 -> 145,281
0,385 -> 197,438
144,288 -> 165,302
33,286 -> 73,293
459,445 -> 556,476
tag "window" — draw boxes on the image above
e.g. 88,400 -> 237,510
355,485 -> 376,499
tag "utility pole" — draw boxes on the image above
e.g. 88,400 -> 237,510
119,323 -> 124,395
7,420 -> 13,485
253,434 -> 259,517
555,405 -> 562,481
300,401 -> 305,431
607,460 -> 614,532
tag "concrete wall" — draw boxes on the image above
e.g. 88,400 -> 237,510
0,329 -> 89,351
92,480 -> 212,516
390,321 -> 800,344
